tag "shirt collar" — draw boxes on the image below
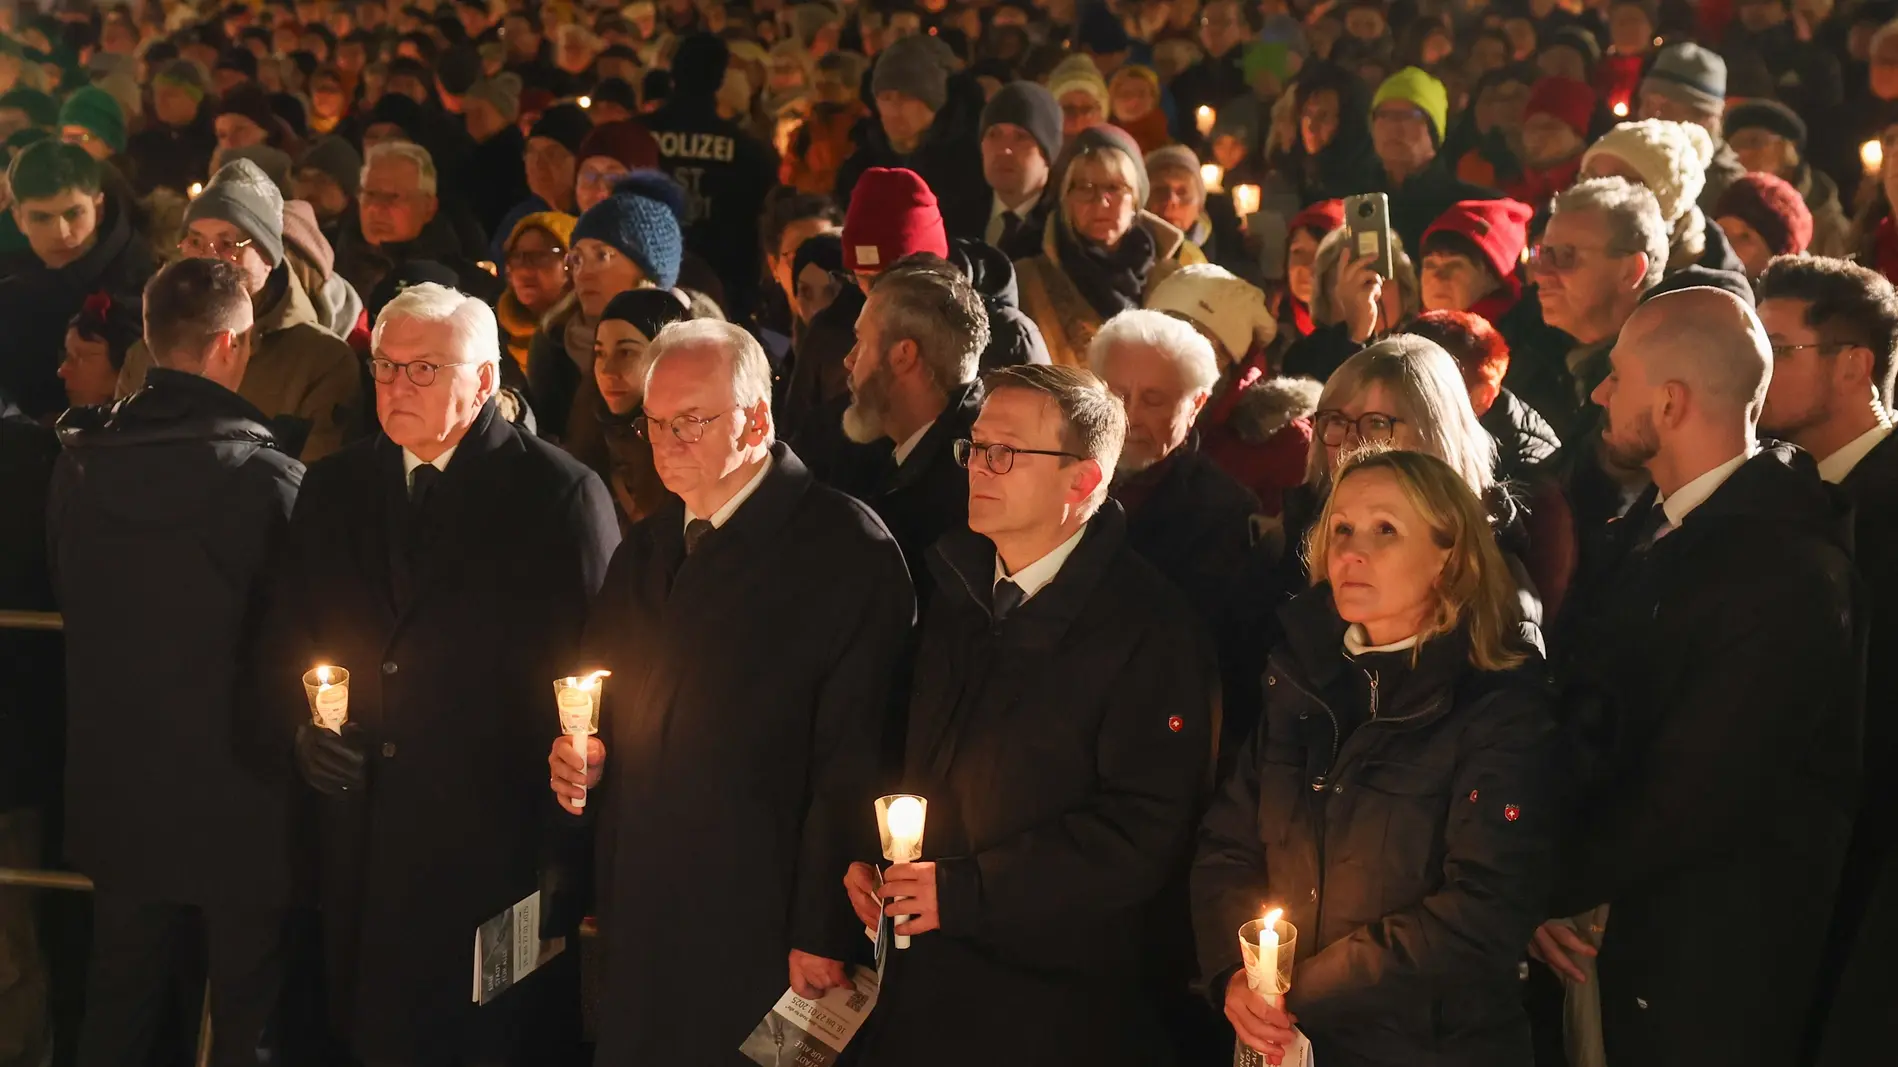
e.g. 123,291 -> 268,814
992,523 -> 1088,604
1344,624 -> 1420,656
1818,423 -> 1894,484
892,419 -> 935,467
684,452 -> 773,533
1658,448 -> 1753,529
401,445 -> 456,487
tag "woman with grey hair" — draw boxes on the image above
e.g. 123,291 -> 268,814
1281,225 -> 1423,382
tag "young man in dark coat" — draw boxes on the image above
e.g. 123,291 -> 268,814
275,283 -> 619,1066
843,365 -> 1218,1067
1753,256 -> 1898,1062
0,140 -> 155,421
48,259 -> 303,1067
549,320 -> 914,1066
1534,287 -> 1862,1067
642,34 -> 778,320
833,34 -> 989,244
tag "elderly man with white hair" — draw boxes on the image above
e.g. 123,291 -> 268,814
335,141 -> 501,303
269,282 -> 619,1066
548,319 -> 914,1065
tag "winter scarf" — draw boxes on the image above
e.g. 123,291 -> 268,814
1054,217 -> 1157,322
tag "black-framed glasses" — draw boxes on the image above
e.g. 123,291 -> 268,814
1770,340 -> 1856,358
953,438 -> 1084,474
1315,410 -> 1405,447
368,357 -> 483,386
634,411 -> 729,443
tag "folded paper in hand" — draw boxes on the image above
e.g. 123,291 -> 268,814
472,889 -> 566,1006
739,966 -> 879,1067
1235,1029 -> 1315,1067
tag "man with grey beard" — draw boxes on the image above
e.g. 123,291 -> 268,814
840,254 -> 989,599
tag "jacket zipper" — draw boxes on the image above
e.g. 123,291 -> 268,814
1367,668 -> 1380,719
1273,666 -> 1341,943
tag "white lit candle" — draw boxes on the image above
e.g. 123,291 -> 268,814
304,665 -> 350,734
1259,906 -> 1284,991
188,181 -> 203,199
1864,139 -> 1885,175
1196,104 -> 1216,137
1232,183 -> 1261,218
876,794 -> 928,948
1201,162 -> 1223,194
578,95 -> 592,109
555,670 -> 610,809
1611,100 -> 1629,118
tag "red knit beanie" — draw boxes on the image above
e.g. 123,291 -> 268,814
1289,198 -> 1346,238
1422,198 -> 1535,282
843,167 -> 949,274
1525,76 -> 1595,139
1714,171 -> 1813,256
578,120 -> 660,170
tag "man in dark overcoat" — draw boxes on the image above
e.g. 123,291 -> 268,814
273,282 -> 619,1067
842,365 -> 1218,1067
548,320 -> 914,1066
48,259 -> 302,1067
1535,288 -> 1862,1067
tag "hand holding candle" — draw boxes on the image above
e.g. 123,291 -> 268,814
1864,138 -> 1885,176
302,665 -> 350,734
874,794 -> 928,948
553,670 -> 610,809
1232,183 -> 1261,219
1201,162 -> 1224,194
1240,907 -> 1296,999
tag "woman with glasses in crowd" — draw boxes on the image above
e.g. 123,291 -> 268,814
525,170 -> 685,442
1014,125 -> 1207,367
1194,447 -> 1555,1067
496,211 -> 576,374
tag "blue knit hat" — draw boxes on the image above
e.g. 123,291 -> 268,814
572,170 -> 686,290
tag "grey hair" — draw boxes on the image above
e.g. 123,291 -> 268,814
1087,309 -> 1220,395
644,318 -> 776,436
371,281 -> 500,368
1305,334 -> 1497,496
362,140 -> 438,196
1309,226 -> 1421,329
1551,177 -> 1667,292
867,256 -> 990,393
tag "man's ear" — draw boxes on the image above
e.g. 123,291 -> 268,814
1069,456 -> 1105,505
742,399 -> 773,444
1621,251 -> 1650,293
887,337 -> 920,377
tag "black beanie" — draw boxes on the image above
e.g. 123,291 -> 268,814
601,287 -> 691,341
980,81 -> 1062,165
529,103 -> 593,156
671,33 -> 729,98
1725,99 -> 1807,151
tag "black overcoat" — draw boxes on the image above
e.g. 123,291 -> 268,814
266,400 -> 619,1063
853,506 -> 1218,1067
583,442 -> 915,1066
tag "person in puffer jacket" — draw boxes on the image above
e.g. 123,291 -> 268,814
945,237 -> 1050,371
1194,448 -> 1555,1067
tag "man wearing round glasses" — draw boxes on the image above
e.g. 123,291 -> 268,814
118,158 -> 361,461
273,282 -> 619,1066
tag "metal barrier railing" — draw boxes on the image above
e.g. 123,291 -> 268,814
0,610 -> 62,631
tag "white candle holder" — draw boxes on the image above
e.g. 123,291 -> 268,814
874,794 -> 927,949
1232,183 -> 1261,219
1196,105 -> 1216,137
303,665 -> 350,734
1238,912 -> 1297,999
1201,162 -> 1224,194
554,670 -> 610,809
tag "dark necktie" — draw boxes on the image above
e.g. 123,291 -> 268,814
684,518 -> 715,555
409,463 -> 441,511
998,210 -> 1023,249
992,579 -> 1024,622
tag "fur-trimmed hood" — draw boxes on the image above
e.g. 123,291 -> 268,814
1226,375 -> 1322,445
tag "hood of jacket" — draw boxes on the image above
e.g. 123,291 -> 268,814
281,199 -> 336,278
1226,375 -> 1321,444
56,367 -> 282,523
54,188 -> 141,292
948,236 -> 1021,310
254,263 -> 325,338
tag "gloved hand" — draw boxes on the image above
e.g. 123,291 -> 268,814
296,721 -> 367,795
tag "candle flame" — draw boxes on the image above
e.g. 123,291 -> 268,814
1612,101 -> 1629,118
886,795 -> 925,838
1864,139 -> 1884,172
315,665 -> 331,685
580,668 -> 611,691
1200,162 -> 1223,192
1263,907 -> 1283,929
188,181 -> 203,198
578,95 -> 592,109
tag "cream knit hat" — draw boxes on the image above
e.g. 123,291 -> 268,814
1581,119 -> 1714,225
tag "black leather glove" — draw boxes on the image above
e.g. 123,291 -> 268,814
295,721 -> 367,795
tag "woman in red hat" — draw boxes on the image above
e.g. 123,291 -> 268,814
1506,76 -> 1597,207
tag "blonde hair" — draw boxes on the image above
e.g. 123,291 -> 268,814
1305,447 -> 1527,672
1060,145 -> 1143,224
1304,335 -> 1496,495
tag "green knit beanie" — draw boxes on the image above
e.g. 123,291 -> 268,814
58,85 -> 124,154
1372,66 -> 1449,144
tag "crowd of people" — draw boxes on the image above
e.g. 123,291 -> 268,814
0,0 -> 1894,1065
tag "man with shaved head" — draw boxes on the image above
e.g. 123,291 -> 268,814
1532,286 -> 1863,1067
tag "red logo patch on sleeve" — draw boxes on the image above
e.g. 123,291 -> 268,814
1504,804 -> 1521,822
1167,715 -> 1184,733
1468,790 -> 1479,803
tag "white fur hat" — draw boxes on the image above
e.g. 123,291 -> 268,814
1146,264 -> 1277,362
1581,119 -> 1714,225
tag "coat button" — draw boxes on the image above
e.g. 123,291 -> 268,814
382,742 -> 397,758
1266,676 -> 1277,687
1308,888 -> 1317,901
1332,783 -> 1343,794
381,661 -> 398,675
1635,997 -> 1648,1010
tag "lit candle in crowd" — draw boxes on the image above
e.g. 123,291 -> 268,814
555,670 -> 611,809
1258,906 -> 1284,985
1196,105 -> 1216,137
1612,100 -> 1629,118
1201,163 -> 1224,193
876,794 -> 928,948
578,95 -> 592,109
1864,139 -> 1884,175
188,182 -> 203,199
303,665 -> 350,734
1232,183 -> 1261,218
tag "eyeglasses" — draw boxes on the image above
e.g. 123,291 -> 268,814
506,247 -> 566,271
1315,410 -> 1405,447
577,164 -> 629,188
1067,180 -> 1133,205
634,411 -> 729,443
368,357 -> 483,386
178,232 -> 256,260
1527,242 -> 1623,273
1770,341 -> 1855,358
565,246 -> 625,274
952,438 -> 1084,474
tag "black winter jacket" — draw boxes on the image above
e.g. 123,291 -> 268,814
0,397 -> 60,812
947,238 -> 1051,371
1481,387 -> 1561,484
1194,588 -> 1556,1067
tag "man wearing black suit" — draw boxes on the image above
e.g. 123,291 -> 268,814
839,256 -> 990,590
274,282 -> 619,1067
548,320 -> 914,1066
1755,256 -> 1898,1063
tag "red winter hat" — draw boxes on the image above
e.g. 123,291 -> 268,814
1525,76 -> 1595,139
843,167 -> 948,274
578,120 -> 660,170
1715,171 -> 1813,256
1423,198 -> 1535,282
1289,198 -> 1346,239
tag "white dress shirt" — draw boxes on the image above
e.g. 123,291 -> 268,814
1658,449 -> 1754,532
684,454 -> 774,533
892,419 -> 935,467
1817,423 -> 1893,484
992,524 -> 1088,604
984,192 -> 1036,247
401,445 -> 457,490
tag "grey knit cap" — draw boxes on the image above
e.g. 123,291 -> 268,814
185,158 -> 286,268
465,72 -> 524,122
297,135 -> 362,199
870,33 -> 950,112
